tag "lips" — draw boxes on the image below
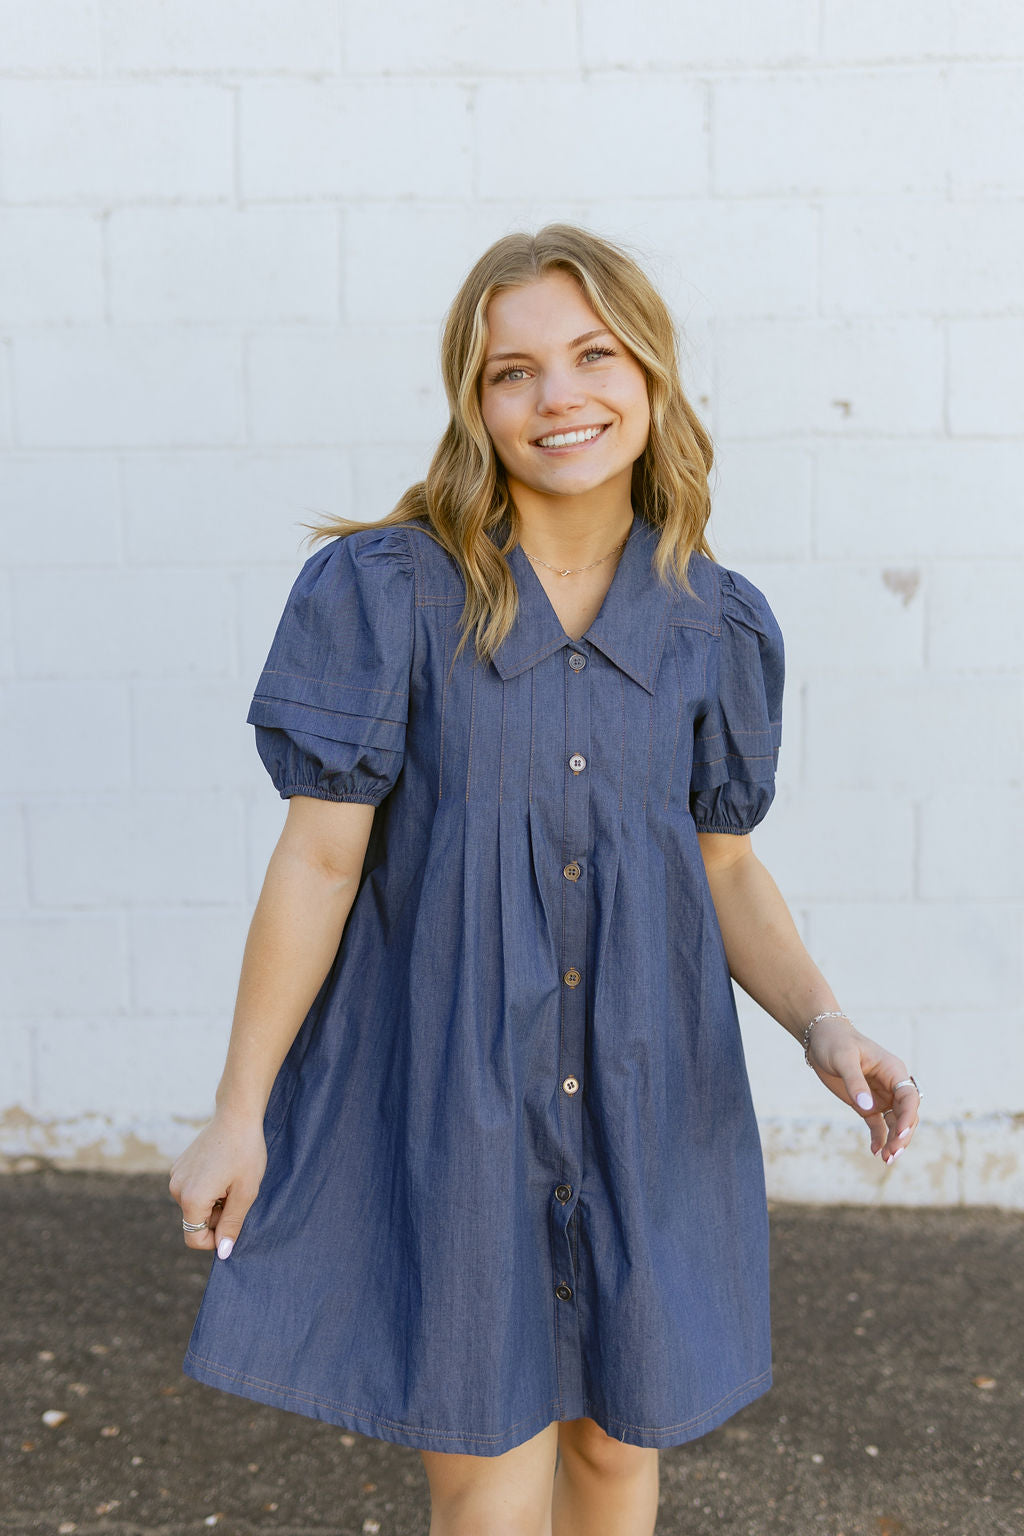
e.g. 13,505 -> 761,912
531,423 -> 612,449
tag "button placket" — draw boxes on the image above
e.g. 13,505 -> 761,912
560,645 -> 589,1121
550,644 -> 590,1398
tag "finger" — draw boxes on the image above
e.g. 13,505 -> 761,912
877,1108 -> 904,1162
885,1086 -> 921,1153
864,1109 -> 889,1157
209,1192 -> 252,1261
837,1063 -> 880,1120
180,1198 -> 218,1250
179,1193 -> 227,1250
806,1057 -> 886,1148
878,1103 -> 921,1161
872,1068 -> 920,1143
809,1041 -> 877,1118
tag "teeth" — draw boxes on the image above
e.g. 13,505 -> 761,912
537,425 -> 606,449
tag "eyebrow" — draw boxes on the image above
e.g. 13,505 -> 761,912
483,328 -> 613,366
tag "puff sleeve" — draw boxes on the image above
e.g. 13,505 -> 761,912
688,564 -> 785,834
246,525 -> 415,807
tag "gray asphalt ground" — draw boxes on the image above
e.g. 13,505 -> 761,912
2,1170 -> 1022,1536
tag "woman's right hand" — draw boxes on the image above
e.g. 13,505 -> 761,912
168,1106 -> 269,1259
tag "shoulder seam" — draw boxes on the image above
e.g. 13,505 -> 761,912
397,525 -> 419,685
671,551 -> 724,637
402,521 -> 465,606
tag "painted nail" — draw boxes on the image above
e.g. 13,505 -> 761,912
856,1091 -> 873,1111
217,1237 -> 234,1260
898,1127 -> 911,1139
892,1146 -> 905,1160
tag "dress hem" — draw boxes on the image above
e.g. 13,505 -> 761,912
181,1346 -> 772,1456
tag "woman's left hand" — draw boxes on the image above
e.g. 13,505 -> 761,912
804,1017 -> 921,1164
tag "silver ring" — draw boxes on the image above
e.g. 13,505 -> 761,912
892,1075 -> 923,1103
181,1217 -> 209,1232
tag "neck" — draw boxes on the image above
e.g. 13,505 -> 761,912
506,494 -> 636,570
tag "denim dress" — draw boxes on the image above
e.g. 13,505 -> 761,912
182,508 -> 786,1456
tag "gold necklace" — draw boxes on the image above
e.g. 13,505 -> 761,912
521,533 -> 631,578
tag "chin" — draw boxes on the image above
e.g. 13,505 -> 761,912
535,474 -> 608,496
559,467 -> 630,494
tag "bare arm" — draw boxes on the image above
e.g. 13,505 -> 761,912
168,796 -> 377,1253
214,797 -> 375,1119
696,830 -> 920,1164
696,830 -> 839,1046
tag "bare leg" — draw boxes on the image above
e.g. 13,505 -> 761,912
420,1420 -> 560,1536
552,1418 -> 659,1536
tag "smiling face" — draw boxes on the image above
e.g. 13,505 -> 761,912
478,269 -> 651,514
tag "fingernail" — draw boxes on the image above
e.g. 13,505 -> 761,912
892,1146 -> 905,1159
856,1091 -> 873,1111
217,1237 -> 234,1260
898,1127 -> 911,1139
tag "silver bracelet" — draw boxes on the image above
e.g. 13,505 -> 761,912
802,1010 -> 853,1066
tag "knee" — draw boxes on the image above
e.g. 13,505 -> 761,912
427,1481 -> 551,1536
429,1502 -> 544,1536
558,1418 -> 657,1479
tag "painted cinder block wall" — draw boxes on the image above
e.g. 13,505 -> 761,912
1,1 -> 1021,1205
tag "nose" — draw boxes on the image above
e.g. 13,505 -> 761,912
535,364 -> 587,417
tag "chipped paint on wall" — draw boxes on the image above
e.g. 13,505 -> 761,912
2,1107 -> 1023,1209
881,567 -> 922,605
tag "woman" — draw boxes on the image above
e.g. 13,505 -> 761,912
170,224 -> 921,1536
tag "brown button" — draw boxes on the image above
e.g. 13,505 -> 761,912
563,863 -> 581,881
555,1283 -> 573,1301
568,752 -> 587,774
555,1184 -> 572,1203
562,1076 -> 579,1095
563,968 -> 581,988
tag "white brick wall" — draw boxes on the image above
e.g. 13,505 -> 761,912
1,2 -> 1021,1206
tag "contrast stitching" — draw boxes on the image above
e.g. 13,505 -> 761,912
437,607 -> 452,804
252,703 -> 406,737
616,666 -> 626,819
693,750 -> 777,766
596,1368 -> 772,1436
642,688 -> 654,815
668,618 -> 716,634
183,1349 -> 557,1444
497,658 -> 507,806
256,670 -> 405,701
501,637 -> 574,673
694,721 -> 782,744
664,639 -> 684,813
403,523 -> 464,605
464,662 -> 477,802
401,524 -> 418,702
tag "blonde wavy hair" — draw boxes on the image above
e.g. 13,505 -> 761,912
300,223 -> 717,669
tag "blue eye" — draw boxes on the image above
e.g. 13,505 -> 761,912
491,363 -> 528,384
488,345 -> 616,386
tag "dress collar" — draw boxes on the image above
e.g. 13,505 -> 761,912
490,511 -> 677,695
